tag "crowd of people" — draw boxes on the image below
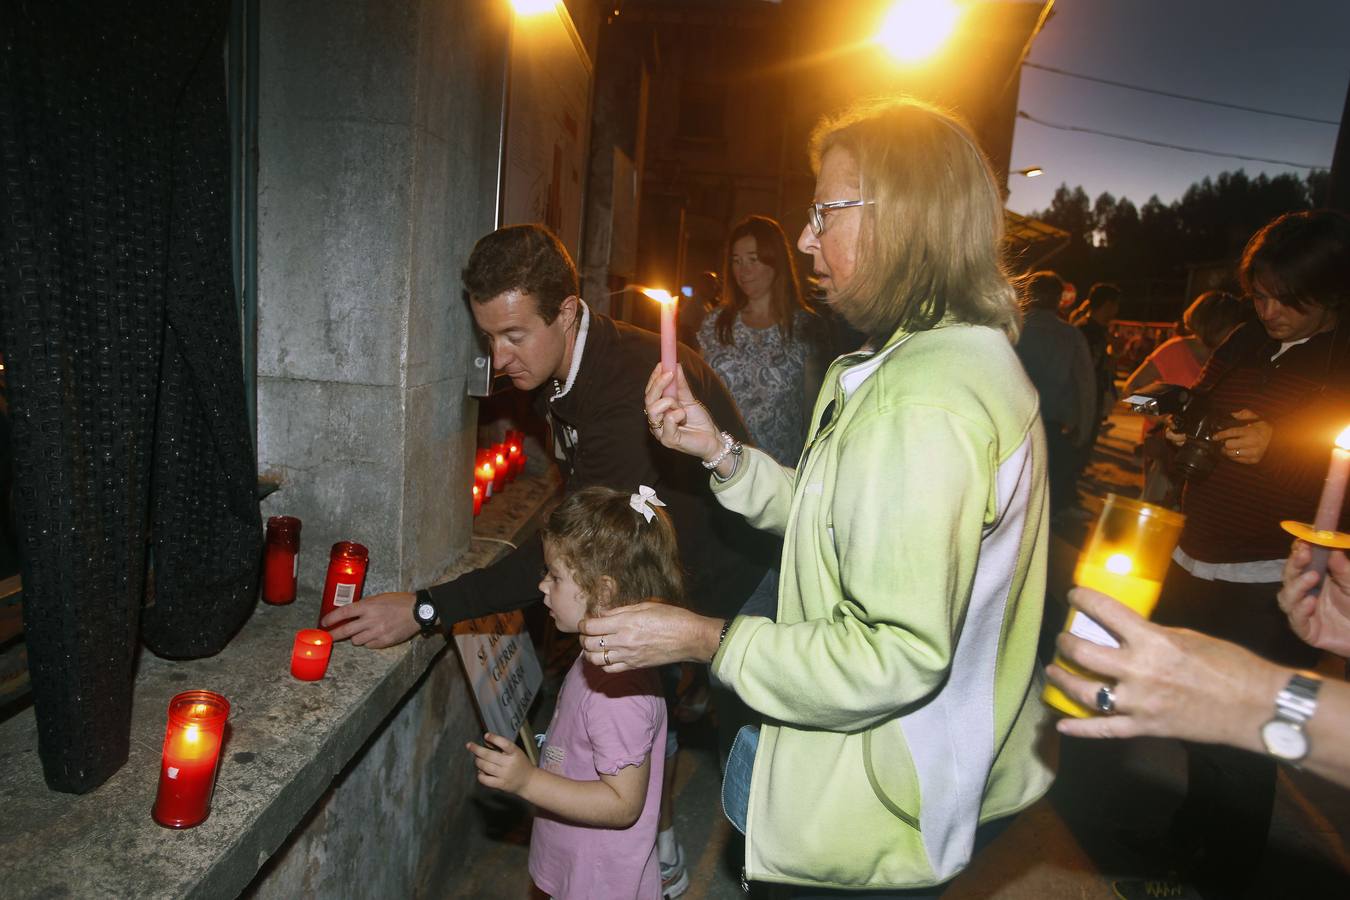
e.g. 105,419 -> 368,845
319,93 -> 1350,900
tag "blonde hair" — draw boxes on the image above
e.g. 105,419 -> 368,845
809,97 -> 1019,345
541,486 -> 684,615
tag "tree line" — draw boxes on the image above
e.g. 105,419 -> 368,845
1028,168 -> 1330,319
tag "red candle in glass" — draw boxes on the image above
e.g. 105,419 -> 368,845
291,628 -> 333,681
151,690 -> 230,829
492,444 -> 509,493
510,431 -> 527,477
473,483 -> 483,516
319,541 -> 369,625
476,452 -> 495,500
261,515 -> 301,605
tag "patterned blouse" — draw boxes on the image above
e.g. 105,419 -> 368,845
698,310 -> 822,466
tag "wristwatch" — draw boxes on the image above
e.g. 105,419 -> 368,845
413,589 -> 439,635
1260,672 -> 1322,764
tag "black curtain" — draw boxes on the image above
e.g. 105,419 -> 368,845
0,0 -> 261,793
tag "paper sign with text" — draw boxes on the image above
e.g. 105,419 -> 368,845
452,611 -> 543,738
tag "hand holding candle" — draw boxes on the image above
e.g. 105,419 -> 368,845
1042,494 -> 1185,718
152,691 -> 229,828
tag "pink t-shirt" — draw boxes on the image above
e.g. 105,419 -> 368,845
529,655 -> 666,900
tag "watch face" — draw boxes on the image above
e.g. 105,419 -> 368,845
1261,720 -> 1308,761
417,602 -> 436,625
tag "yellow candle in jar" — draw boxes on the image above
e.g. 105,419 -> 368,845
1042,553 -> 1164,718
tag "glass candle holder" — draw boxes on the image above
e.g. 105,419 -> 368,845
291,628 -> 333,681
476,451 -> 495,500
261,515 -> 302,605
1043,494 -> 1185,718
492,443 -> 509,494
319,541 -> 369,625
151,690 -> 230,828
507,433 -> 524,479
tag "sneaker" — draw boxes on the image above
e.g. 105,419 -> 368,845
660,843 -> 690,899
1112,877 -> 1201,899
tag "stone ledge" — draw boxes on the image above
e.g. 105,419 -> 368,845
0,469 -> 561,900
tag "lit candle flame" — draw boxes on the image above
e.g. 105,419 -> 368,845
1336,425 -> 1350,451
1104,553 -> 1134,576
642,287 -> 675,305
184,724 -> 201,744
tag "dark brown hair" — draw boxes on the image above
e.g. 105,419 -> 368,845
1183,290 -> 1251,349
715,215 -> 808,345
1240,210 -> 1350,313
1020,270 -> 1065,311
541,486 -> 684,614
462,224 -> 579,323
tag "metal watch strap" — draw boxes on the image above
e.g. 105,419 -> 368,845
1275,672 -> 1322,725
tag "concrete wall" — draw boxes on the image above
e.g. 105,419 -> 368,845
256,0 -> 504,595
250,0 -> 505,893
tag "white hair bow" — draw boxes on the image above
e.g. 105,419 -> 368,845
629,485 -> 667,523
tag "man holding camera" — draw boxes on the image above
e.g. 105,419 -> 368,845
1134,211 -> 1350,900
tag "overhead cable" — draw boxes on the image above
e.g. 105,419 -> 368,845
1016,110 -> 1326,170
1022,61 -> 1340,126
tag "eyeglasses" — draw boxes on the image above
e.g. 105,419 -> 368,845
807,199 -> 875,236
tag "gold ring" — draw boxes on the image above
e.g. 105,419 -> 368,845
603,648 -> 612,666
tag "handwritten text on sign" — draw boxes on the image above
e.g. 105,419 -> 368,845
452,611 -> 543,737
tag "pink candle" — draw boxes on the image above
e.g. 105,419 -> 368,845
1308,425 -> 1350,581
644,288 -> 678,398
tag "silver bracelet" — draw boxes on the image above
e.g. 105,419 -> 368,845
701,431 -> 743,471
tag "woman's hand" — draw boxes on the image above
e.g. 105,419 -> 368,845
1279,543 -> 1350,656
1045,587 -> 1283,750
578,601 -> 725,672
467,732 -> 536,796
1215,409 -> 1272,465
643,364 -> 723,463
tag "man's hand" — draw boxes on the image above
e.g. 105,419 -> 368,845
321,591 -> 421,648
467,732 -> 536,796
1214,409 -> 1272,465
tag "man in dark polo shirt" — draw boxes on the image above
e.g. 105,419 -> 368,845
324,224 -> 767,897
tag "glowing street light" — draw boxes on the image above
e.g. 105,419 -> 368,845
1013,166 -> 1044,178
875,0 -> 962,64
509,0 -> 556,16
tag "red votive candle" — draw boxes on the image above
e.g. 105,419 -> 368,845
473,483 -> 483,517
477,452 -> 495,500
291,628 -> 333,681
319,541 -> 369,625
261,515 -> 301,605
492,444 -> 509,493
507,433 -> 523,479
151,690 -> 230,829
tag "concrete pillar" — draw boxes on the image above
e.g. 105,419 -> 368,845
256,0 -> 505,595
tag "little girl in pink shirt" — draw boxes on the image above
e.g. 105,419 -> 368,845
468,486 -> 679,900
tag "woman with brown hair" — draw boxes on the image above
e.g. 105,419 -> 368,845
699,215 -> 826,465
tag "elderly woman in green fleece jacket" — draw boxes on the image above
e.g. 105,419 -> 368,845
580,98 -> 1055,897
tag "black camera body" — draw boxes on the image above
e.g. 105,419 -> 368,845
1125,382 -> 1238,487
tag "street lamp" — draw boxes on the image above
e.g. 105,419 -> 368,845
509,0 -> 556,15
1012,166 -> 1044,178
875,0 -> 962,64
